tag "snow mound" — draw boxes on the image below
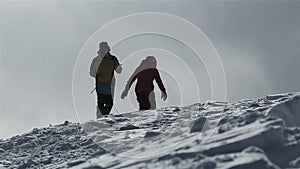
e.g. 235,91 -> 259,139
0,121 -> 105,168
267,95 -> 300,127
1,92 -> 299,169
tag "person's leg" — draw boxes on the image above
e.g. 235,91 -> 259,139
136,91 -> 151,110
96,84 -> 106,118
149,90 -> 156,110
102,94 -> 113,115
99,96 -> 106,115
96,93 -> 105,118
96,106 -> 102,119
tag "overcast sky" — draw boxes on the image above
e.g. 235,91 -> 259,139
1,1 -> 299,139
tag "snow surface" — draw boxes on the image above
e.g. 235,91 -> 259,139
0,92 -> 299,169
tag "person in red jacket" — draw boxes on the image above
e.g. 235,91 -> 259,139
121,56 -> 167,110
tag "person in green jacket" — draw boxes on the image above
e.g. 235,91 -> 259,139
90,42 -> 122,118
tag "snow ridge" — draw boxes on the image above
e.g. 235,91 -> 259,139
0,92 -> 299,169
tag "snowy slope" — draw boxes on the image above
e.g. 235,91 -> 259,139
0,93 -> 299,169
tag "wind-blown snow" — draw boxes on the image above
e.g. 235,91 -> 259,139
0,93 -> 299,169
267,95 -> 300,127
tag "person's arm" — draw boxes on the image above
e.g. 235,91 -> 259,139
154,69 -> 166,92
89,58 -> 97,77
121,70 -> 138,99
154,69 -> 167,101
113,56 -> 122,74
127,74 -> 137,89
115,65 -> 122,74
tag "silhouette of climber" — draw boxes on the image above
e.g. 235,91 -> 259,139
90,42 -> 122,118
121,56 -> 167,110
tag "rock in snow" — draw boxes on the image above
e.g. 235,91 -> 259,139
0,92 -> 299,169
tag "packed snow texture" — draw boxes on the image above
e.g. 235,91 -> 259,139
0,93 -> 299,169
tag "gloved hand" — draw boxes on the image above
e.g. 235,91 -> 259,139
161,91 -> 167,101
121,89 -> 129,99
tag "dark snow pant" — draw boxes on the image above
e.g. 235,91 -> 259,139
96,93 -> 113,117
96,83 -> 113,118
136,90 -> 156,110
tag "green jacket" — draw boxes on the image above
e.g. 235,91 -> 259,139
95,52 -> 121,84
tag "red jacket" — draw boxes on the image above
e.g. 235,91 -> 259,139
128,68 -> 166,93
